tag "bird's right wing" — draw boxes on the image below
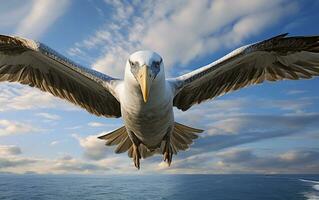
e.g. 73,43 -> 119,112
170,34 -> 319,111
0,35 -> 121,118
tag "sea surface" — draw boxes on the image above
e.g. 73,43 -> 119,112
0,174 -> 318,200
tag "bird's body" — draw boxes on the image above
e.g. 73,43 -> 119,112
117,59 -> 175,149
1,33 -> 319,169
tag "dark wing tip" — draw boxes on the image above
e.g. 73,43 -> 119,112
269,33 -> 289,40
249,33 -> 319,53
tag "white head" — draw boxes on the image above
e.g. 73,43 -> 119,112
125,50 -> 165,102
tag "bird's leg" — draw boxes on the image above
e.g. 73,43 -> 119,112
132,143 -> 141,169
128,131 -> 141,169
163,134 -> 173,166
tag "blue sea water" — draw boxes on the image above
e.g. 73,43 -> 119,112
0,174 -> 318,200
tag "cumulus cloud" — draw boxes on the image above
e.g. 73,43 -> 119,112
0,119 -> 39,137
72,133 -> 110,160
15,0 -> 70,39
69,0 -> 297,77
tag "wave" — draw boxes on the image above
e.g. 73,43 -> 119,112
300,179 -> 319,185
300,179 -> 319,191
300,179 -> 319,200
304,193 -> 319,200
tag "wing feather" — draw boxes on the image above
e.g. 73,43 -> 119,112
0,35 -> 121,117
171,34 -> 319,111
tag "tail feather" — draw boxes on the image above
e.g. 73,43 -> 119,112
98,122 -> 203,162
172,129 -> 191,144
115,135 -> 132,153
175,122 -> 203,133
169,122 -> 203,153
98,126 -> 126,140
170,141 -> 178,155
98,126 -> 132,153
128,146 -> 133,157
170,137 -> 188,151
106,132 -> 126,146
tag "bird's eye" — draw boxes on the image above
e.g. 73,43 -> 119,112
154,61 -> 161,68
129,60 -> 138,68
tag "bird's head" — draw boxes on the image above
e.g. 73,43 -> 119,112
125,50 -> 164,103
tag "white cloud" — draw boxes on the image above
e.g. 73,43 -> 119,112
69,0 -> 297,77
0,154 -> 131,174
0,145 -> 22,156
52,156 -> 109,173
0,157 -> 37,170
0,119 -> 39,137
72,133 -> 110,160
0,83 -> 77,112
0,145 -> 318,174
65,126 -> 83,130
1,0 -> 317,175
36,113 -> 61,121
215,148 -> 319,174
205,114 -> 318,136
15,0 -> 70,39
0,1 -> 32,30
0,154 -> 107,174
50,141 -> 60,146
154,147 -> 319,174
88,122 -> 106,127
286,90 -> 306,95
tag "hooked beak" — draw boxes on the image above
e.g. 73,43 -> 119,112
137,65 -> 152,103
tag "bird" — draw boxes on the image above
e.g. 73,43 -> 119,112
0,33 -> 319,169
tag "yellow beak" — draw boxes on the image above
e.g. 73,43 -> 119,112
137,65 -> 151,103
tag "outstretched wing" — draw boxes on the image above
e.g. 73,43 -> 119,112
0,35 -> 121,117
171,34 -> 319,111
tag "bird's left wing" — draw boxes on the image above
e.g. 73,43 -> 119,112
170,34 -> 319,111
0,35 -> 121,117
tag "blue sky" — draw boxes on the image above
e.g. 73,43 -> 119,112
0,0 -> 319,174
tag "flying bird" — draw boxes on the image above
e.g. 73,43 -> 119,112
0,34 -> 319,169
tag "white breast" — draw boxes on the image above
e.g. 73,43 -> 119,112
116,78 -> 175,148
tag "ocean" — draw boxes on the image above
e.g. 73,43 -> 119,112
0,174 -> 318,200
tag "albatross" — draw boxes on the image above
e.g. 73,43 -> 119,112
0,33 -> 319,169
